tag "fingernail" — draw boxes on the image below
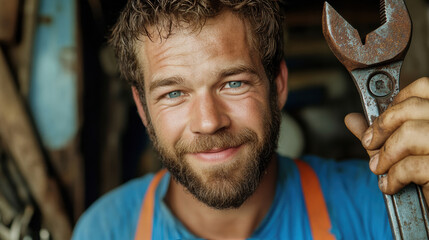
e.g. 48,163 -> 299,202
370,153 -> 379,172
379,175 -> 387,191
362,128 -> 373,147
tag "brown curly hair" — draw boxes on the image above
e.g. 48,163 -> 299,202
110,0 -> 284,94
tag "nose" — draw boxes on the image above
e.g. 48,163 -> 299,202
189,93 -> 230,135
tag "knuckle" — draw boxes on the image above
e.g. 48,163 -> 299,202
378,110 -> 394,131
423,179 -> 429,189
377,150 -> 392,174
407,96 -> 425,107
415,77 -> 429,89
412,159 -> 426,178
419,77 -> 429,87
399,159 -> 413,176
377,113 -> 388,130
388,161 -> 400,177
397,121 -> 417,151
400,120 -> 418,134
387,164 -> 407,192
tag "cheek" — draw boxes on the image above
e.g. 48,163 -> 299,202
227,97 -> 269,137
150,105 -> 190,147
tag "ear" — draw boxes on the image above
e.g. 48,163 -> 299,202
275,60 -> 288,109
132,86 -> 149,127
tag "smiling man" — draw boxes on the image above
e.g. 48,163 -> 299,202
137,10 -> 282,212
73,1 -> 429,239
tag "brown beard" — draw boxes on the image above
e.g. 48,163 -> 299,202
144,93 -> 281,209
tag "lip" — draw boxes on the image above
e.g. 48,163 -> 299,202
189,145 -> 242,163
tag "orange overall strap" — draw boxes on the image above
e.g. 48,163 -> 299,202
134,169 -> 167,240
295,160 -> 335,240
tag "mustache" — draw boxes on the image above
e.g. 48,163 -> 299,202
175,128 -> 258,156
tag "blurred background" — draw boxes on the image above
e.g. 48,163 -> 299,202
0,0 -> 428,239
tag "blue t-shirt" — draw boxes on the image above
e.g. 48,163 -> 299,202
72,155 -> 392,239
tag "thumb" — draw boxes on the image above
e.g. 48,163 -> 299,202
345,113 -> 378,158
344,113 -> 368,141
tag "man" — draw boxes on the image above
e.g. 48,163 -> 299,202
73,0 -> 429,239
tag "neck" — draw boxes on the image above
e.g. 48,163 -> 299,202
164,156 -> 278,239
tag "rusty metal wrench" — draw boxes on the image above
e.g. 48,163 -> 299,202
322,0 -> 429,238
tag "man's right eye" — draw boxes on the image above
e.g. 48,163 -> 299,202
167,90 -> 183,99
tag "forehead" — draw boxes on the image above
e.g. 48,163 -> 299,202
135,11 -> 261,85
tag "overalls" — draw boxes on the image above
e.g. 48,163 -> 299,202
134,160 -> 335,240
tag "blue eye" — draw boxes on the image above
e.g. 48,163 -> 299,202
167,91 -> 182,98
227,81 -> 242,88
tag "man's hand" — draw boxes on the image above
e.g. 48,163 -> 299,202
345,77 -> 429,204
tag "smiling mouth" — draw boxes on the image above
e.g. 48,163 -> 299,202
189,145 -> 242,162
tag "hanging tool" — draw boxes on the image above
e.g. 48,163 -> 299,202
322,0 -> 429,239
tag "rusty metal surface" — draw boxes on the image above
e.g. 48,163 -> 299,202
322,0 -> 412,72
323,0 -> 429,239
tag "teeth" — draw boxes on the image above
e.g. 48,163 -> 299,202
380,0 -> 387,24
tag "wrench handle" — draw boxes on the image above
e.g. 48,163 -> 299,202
350,62 -> 429,239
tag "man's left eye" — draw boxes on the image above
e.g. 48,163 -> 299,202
167,90 -> 183,98
225,81 -> 242,88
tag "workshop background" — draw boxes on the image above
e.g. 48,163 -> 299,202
0,0 -> 428,239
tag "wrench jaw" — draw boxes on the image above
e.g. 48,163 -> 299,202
322,2 -> 364,72
322,0 -> 412,123
382,0 -> 411,26
322,0 -> 412,72
367,0 -> 412,63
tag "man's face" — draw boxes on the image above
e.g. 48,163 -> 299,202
135,11 -> 281,209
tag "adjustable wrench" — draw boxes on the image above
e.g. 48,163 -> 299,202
322,0 -> 429,238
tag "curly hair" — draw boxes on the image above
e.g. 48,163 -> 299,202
110,0 -> 284,92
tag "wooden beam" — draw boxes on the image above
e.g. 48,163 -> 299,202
0,49 -> 71,239
0,0 -> 19,43
8,0 -> 40,97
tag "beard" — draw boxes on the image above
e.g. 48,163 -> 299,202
144,95 -> 281,210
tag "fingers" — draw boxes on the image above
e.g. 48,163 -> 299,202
379,156 -> 429,195
362,97 -> 429,150
392,77 -> 429,105
363,77 -> 429,150
353,77 -> 429,200
369,120 -> 429,175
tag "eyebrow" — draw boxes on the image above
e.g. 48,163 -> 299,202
219,65 -> 259,79
149,76 -> 184,92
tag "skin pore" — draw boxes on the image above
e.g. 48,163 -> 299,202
131,10 -> 288,239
